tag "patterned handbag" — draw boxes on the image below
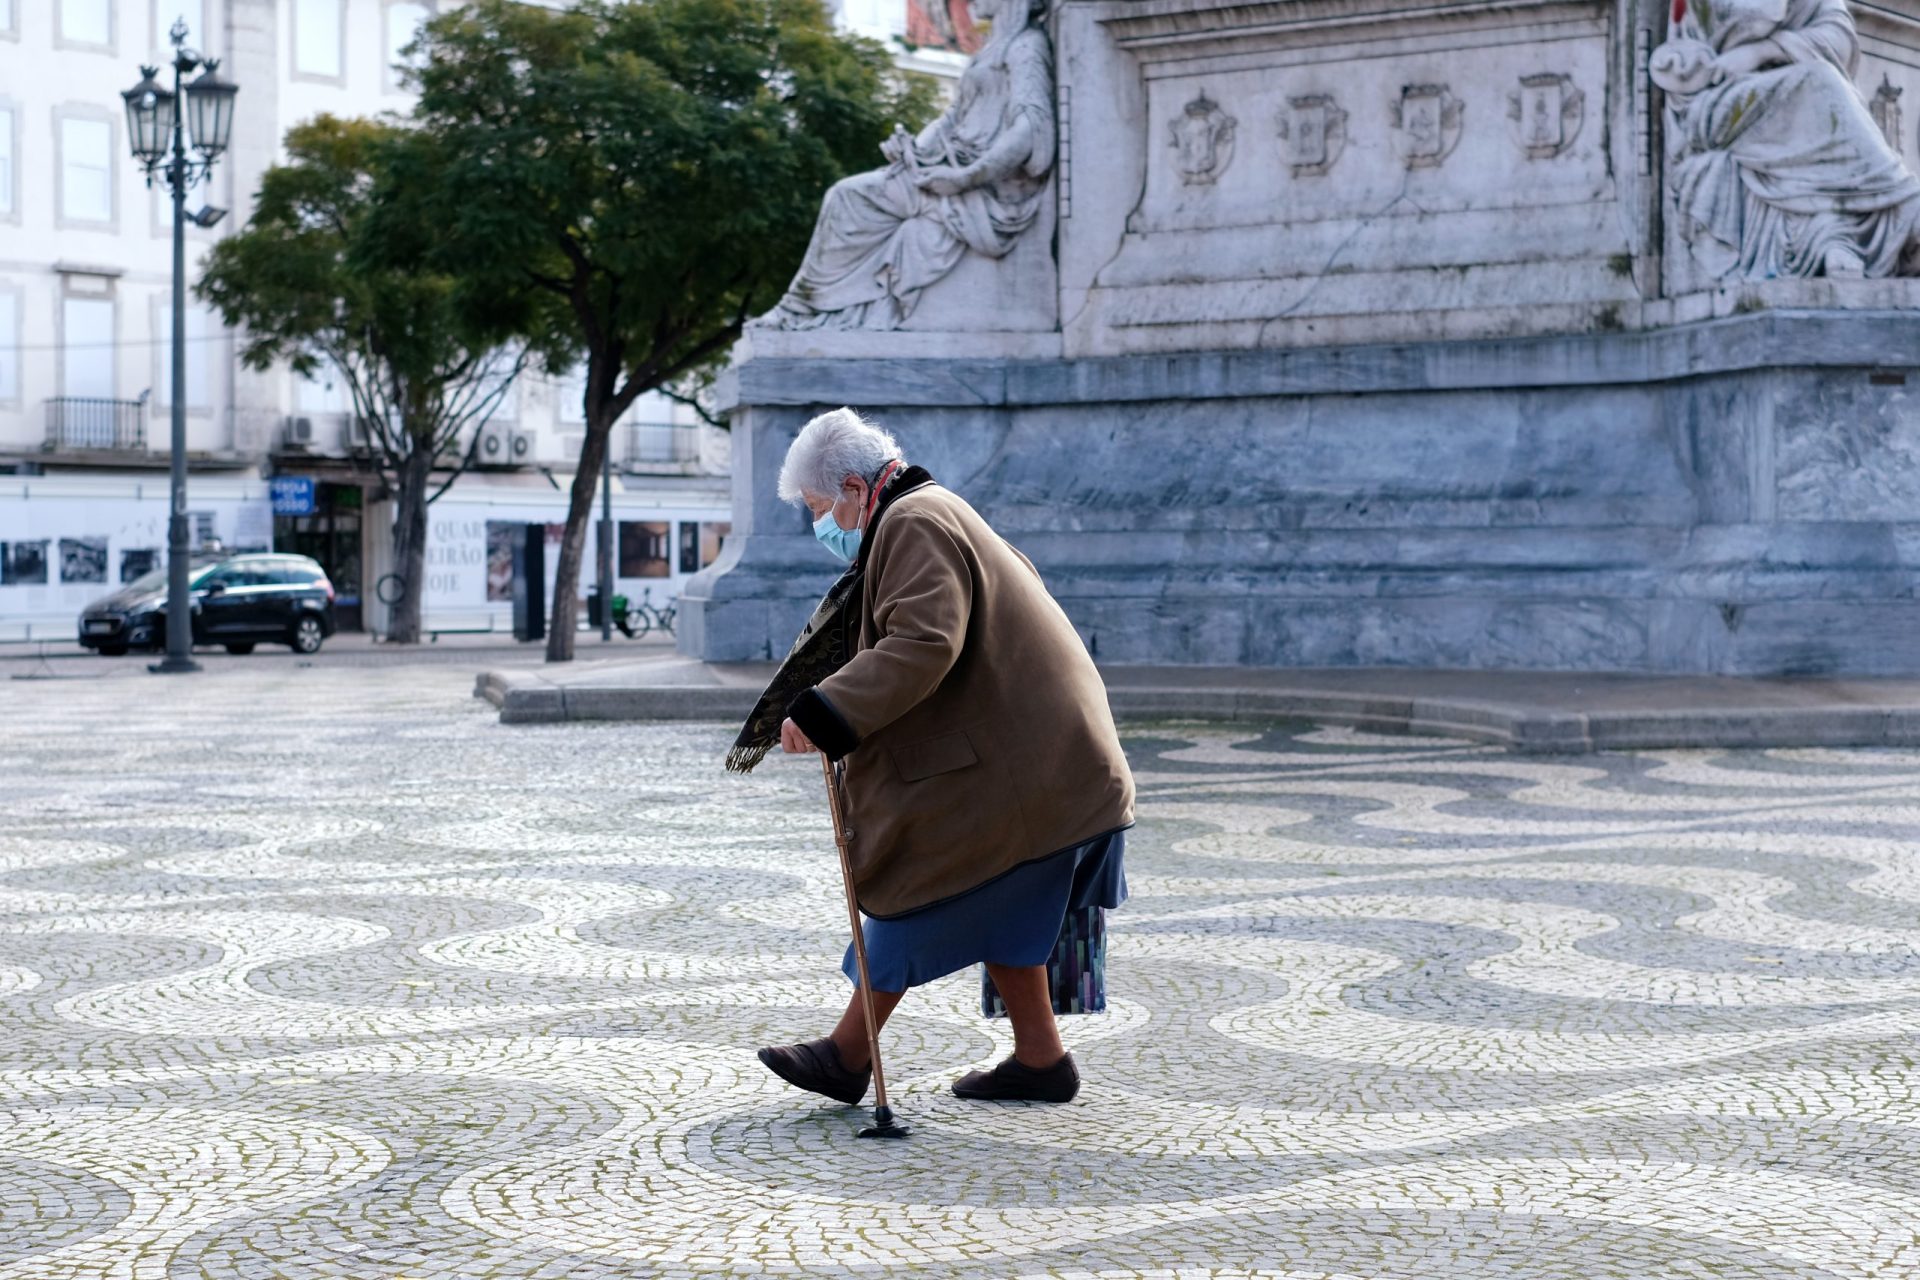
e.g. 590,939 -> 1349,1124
980,904 -> 1108,1017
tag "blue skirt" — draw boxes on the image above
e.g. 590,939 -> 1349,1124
841,828 -> 1128,993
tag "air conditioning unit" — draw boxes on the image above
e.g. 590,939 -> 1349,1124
345,417 -> 375,452
282,416 -> 314,450
475,424 -> 533,468
476,422 -> 513,466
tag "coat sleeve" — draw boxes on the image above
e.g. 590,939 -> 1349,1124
788,512 -> 972,759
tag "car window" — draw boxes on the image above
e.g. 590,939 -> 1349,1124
199,565 -> 247,587
274,563 -> 322,586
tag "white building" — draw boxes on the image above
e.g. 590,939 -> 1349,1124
0,0 -> 953,641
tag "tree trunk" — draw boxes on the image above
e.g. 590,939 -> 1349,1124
544,418 -> 612,662
386,446 -> 434,645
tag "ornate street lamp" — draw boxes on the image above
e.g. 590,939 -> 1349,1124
119,19 -> 238,675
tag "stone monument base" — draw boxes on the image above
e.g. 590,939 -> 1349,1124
681,309 -> 1920,677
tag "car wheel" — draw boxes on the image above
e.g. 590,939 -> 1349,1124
98,644 -> 129,657
289,615 -> 325,654
224,643 -> 256,655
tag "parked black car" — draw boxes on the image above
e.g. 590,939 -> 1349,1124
79,553 -> 337,656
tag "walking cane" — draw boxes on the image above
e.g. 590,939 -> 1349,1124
820,751 -> 909,1139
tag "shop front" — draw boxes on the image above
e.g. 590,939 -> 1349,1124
269,477 -> 368,631
361,472 -> 730,638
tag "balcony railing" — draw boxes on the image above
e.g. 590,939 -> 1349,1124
625,422 -> 701,467
44,398 -> 149,452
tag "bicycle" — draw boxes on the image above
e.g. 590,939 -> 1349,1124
611,587 -> 675,639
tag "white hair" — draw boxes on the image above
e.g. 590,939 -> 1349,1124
777,408 -> 904,505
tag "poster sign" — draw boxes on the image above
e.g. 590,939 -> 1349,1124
270,477 -> 317,516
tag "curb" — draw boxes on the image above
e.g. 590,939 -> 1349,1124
476,670 -> 759,725
475,670 -> 1920,752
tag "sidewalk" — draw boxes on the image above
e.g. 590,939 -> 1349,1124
475,655 -> 1920,752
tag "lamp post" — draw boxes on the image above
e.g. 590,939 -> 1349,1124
122,19 -> 238,675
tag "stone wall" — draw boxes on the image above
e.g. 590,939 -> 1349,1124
683,311 -> 1920,675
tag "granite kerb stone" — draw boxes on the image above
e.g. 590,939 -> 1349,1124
724,310 -> 1920,411
477,666 -> 1920,753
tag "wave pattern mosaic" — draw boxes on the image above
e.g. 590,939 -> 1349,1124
1,668 -> 1917,1278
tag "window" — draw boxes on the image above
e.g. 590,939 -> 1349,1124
198,563 -> 248,589
557,362 -> 587,424
0,291 -> 17,403
62,297 -> 116,399
155,304 -> 212,410
0,106 -> 14,217
60,116 -> 113,224
59,0 -> 111,47
475,350 -> 519,422
1,0 -> 15,37
294,0 -> 343,78
841,0 -> 901,35
295,362 -> 351,414
386,2 -> 430,89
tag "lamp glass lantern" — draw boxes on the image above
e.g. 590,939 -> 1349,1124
120,68 -> 175,167
185,62 -> 238,159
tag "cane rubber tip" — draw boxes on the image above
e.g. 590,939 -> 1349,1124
858,1105 -> 910,1139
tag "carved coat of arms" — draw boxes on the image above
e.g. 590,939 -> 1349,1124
1169,92 -> 1237,186
1871,76 -> 1904,154
1277,94 -> 1347,177
1390,84 -> 1463,169
1507,73 -> 1585,159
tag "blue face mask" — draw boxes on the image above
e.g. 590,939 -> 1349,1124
813,510 -> 863,563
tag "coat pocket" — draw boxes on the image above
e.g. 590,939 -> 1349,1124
891,729 -> 980,782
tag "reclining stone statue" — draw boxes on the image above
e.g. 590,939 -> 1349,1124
1652,0 -> 1920,278
751,0 -> 1055,331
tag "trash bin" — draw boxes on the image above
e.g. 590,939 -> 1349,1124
586,589 -> 606,629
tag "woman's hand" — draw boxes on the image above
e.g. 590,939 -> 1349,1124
780,717 -> 817,754
915,165 -> 974,197
1714,39 -> 1781,81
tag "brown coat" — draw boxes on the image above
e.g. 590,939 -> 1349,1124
789,478 -> 1135,918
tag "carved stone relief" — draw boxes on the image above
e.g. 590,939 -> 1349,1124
1169,92 -> 1237,186
1871,76 -> 1904,154
1508,73 -> 1584,160
1652,0 -> 1920,280
1277,94 -> 1347,177
1390,84 -> 1463,169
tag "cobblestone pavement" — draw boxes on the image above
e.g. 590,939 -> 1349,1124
2,666 -> 1918,1279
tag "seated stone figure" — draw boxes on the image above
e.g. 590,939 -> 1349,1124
1653,0 -> 1920,278
752,0 -> 1054,331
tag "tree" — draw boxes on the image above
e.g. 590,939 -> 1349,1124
197,115 -> 523,645
399,0 -> 936,661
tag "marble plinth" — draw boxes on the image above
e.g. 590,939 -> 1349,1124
679,310 -> 1920,676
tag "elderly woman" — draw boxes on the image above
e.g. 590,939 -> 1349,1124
753,408 -> 1133,1105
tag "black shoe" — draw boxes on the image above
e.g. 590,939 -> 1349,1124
951,1052 -> 1080,1103
758,1037 -> 870,1106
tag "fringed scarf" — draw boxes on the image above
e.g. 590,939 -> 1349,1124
725,464 -> 934,773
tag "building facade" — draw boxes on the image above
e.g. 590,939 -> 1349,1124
0,0 -> 953,642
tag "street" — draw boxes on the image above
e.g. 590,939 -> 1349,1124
0,630 -> 670,679
1,666 -> 1917,1277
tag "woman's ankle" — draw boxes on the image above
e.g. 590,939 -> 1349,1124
1011,1044 -> 1066,1070
829,1032 -> 870,1072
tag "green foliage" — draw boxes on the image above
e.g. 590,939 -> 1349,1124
196,114 -> 520,460
392,0 -> 938,419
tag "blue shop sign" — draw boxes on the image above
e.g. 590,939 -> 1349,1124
270,477 -> 317,516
